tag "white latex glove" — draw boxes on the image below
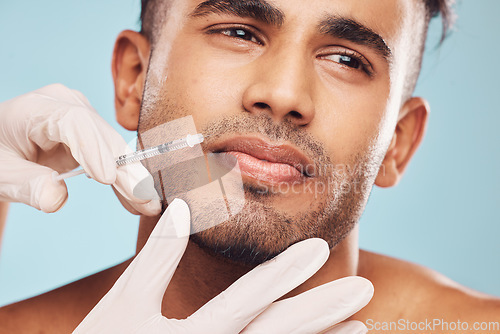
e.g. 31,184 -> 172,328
73,198 -> 373,334
0,84 -> 160,215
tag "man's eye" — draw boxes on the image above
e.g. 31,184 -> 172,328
325,54 -> 362,69
321,52 -> 373,76
220,28 -> 260,44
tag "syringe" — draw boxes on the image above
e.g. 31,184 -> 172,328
53,133 -> 205,181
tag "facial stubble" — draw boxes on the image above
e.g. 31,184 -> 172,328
139,95 -> 380,267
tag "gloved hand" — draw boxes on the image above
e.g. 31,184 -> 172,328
73,198 -> 373,334
0,84 -> 160,215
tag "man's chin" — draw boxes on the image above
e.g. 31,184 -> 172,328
189,232 -> 280,267
188,201 -> 304,266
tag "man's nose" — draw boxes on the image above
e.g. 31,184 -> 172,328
242,48 -> 315,126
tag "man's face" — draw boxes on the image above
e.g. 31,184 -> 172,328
138,0 -> 424,265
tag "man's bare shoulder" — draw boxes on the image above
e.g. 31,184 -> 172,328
356,250 -> 500,332
0,260 -> 129,334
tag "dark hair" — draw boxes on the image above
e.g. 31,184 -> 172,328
424,0 -> 456,43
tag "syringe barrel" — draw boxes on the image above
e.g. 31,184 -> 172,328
116,134 -> 205,166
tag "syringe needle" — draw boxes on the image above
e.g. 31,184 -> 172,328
53,133 -> 206,182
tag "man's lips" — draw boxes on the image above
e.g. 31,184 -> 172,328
208,135 -> 314,185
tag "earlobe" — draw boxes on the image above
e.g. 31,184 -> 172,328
375,134 -> 398,188
112,30 -> 151,131
375,97 -> 430,188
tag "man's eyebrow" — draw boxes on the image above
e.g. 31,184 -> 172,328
190,0 -> 285,27
319,16 -> 392,62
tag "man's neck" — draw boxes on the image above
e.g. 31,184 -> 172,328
137,215 -> 360,319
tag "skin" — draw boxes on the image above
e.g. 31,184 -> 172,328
0,202 -> 7,252
1,0 -> 499,333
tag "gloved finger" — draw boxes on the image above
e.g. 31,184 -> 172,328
0,156 -> 68,212
72,200 -> 189,334
28,105 -> 117,185
108,199 -> 190,312
185,238 -> 330,333
52,108 -> 161,215
112,163 -> 161,216
112,187 -> 161,216
112,187 -> 141,215
242,276 -> 373,334
31,83 -> 94,107
26,85 -> 126,186
322,320 -> 368,334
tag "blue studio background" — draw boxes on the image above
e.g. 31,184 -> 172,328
0,0 -> 499,306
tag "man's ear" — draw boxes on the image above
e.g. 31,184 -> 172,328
112,30 -> 150,131
375,97 -> 430,188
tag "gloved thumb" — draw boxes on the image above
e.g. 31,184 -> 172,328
105,199 -> 191,312
0,158 -> 68,213
37,172 -> 69,213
